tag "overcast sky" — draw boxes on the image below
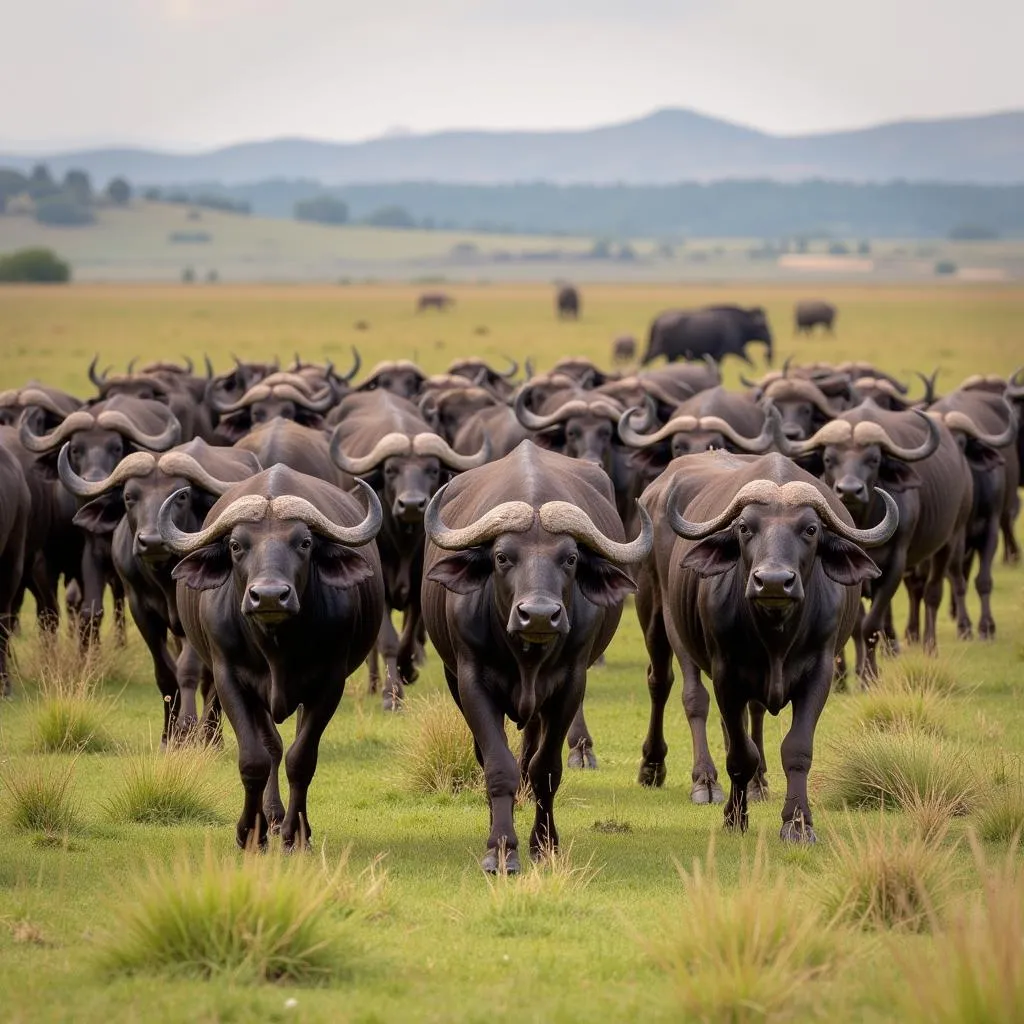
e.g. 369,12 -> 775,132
3,0 -> 1022,151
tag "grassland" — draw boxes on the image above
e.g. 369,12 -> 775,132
0,283 -> 1023,1023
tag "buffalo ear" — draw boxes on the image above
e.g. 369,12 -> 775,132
819,533 -> 881,585
213,413 -> 250,444
315,542 -> 376,589
531,427 -> 565,451
879,459 -> 922,492
964,440 -> 1004,473
681,530 -> 740,577
426,549 -> 492,594
171,543 -> 231,591
628,446 -> 671,475
576,552 -> 637,607
72,496 -> 124,534
33,452 -> 60,481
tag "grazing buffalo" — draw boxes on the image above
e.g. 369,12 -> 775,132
330,390 -> 490,707
160,465 -> 385,849
211,372 -> 335,443
58,439 -> 261,742
422,441 -> 652,871
417,292 -> 454,312
636,451 -> 896,839
775,403 -> 970,678
643,306 -> 773,367
794,300 -> 837,334
927,392 -> 1017,638
613,336 -> 637,363
20,396 -> 182,645
556,285 -> 580,319
0,444 -> 30,695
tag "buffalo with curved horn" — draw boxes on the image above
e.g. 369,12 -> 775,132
211,372 -> 336,443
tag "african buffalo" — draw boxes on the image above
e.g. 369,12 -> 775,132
422,441 -> 652,871
0,444 -> 30,695
613,336 -> 637,363
643,306 -> 773,367
159,465 -> 385,849
211,372 -> 336,443
795,300 -> 837,334
556,285 -> 580,320
417,293 -> 454,312
350,361 -> 428,402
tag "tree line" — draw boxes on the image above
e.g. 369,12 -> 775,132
0,165 -> 131,225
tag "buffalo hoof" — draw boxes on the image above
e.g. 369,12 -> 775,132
381,691 -> 404,713
691,779 -> 725,805
780,819 -> 817,844
236,824 -> 268,853
567,744 -> 598,770
980,619 -> 996,640
747,776 -> 769,802
638,761 -> 666,788
481,846 -> 520,875
282,818 -> 312,852
957,622 -> 973,641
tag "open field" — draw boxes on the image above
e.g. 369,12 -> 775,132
2,202 -> 1024,282
1,283 -> 1023,1023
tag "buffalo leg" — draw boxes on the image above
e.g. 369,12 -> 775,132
251,709 -> 286,832
566,704 -> 597,769
952,536 -> 973,638
923,544 -> 955,655
0,569 -> 20,697
78,541 -> 106,648
396,603 -> 422,686
1002,495 -> 1020,564
975,516 -> 1001,640
747,702 -> 769,801
129,598 -> 179,744
366,645 -> 380,694
376,613 -> 404,711
779,663 -> 831,842
458,664 -> 520,873
637,578 -> 675,788
862,551 -> 906,680
903,568 -> 924,645
281,685 -> 343,850
716,683 -> 760,833
682,654 -> 722,804
198,665 -> 222,746
112,577 -> 127,647
175,640 -> 210,741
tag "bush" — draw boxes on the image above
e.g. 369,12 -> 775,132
2,762 -> 81,838
365,205 -> 416,229
33,196 -> 94,226
106,748 -> 225,826
935,260 -> 958,276
181,266 -> 195,283
853,675 -> 948,736
400,694 -> 482,795
649,836 -> 839,1022
0,247 -> 70,283
106,177 -> 131,205
828,241 -> 851,255
881,650 -> 965,697
977,786 -> 1024,844
33,696 -> 112,754
294,195 -> 349,225
98,843 -> 365,983
816,817 -> 958,931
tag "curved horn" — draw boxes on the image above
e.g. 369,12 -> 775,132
340,346 -> 361,383
777,410 -> 940,462
618,407 -> 699,448
204,355 -> 214,380
412,432 -> 491,470
915,370 -> 939,406
329,430 -> 412,476
181,355 -> 193,375
668,478 -> 899,547
514,390 -> 588,430
88,355 -> 107,389
19,409 -> 96,454
539,500 -> 654,565
95,409 -> 182,452
524,358 -> 536,380
156,451 -> 247,496
270,479 -> 381,547
58,447 -> 156,498
1008,366 -> 1024,392
270,382 -> 334,412
126,358 -> 137,375
17,387 -> 75,419
425,485 -> 536,550
499,356 -> 519,379
159,492 -> 270,555
937,408 -> 1016,448
702,354 -> 721,381
781,355 -> 793,378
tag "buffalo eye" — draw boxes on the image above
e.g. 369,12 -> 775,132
175,489 -> 190,504
804,524 -> 818,538
564,553 -> 577,568
494,551 -> 510,568
737,521 -> 751,537
299,537 -> 312,551
229,539 -> 243,556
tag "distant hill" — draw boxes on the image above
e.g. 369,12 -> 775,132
2,108 -> 1023,186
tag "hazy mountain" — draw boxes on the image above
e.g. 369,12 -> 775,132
2,108 -> 1022,185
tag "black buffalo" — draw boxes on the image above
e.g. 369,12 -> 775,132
643,305 -> 773,367
556,286 -> 580,319
794,300 -> 837,334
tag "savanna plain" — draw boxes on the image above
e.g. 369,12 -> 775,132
1,282 -> 1023,1023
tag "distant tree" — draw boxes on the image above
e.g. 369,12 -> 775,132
795,236 -> 809,253
365,205 -> 416,229
106,177 -> 132,205
28,164 -> 59,200
828,241 -> 850,255
588,239 -> 611,259
142,187 -> 162,201
947,223 -> 999,241
935,260 -> 958,276
62,169 -> 93,205
857,239 -> 872,255
656,242 -> 675,259
0,247 -> 70,282
181,266 -> 195,283
0,168 -> 29,210
615,242 -> 637,261
34,196 -> 94,226
294,195 -> 349,225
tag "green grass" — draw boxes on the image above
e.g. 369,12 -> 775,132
106,748 -> 226,826
2,761 -> 81,839
0,284 -> 1021,1021
399,693 -> 483,795
976,786 -> 1024,844
32,695 -> 113,754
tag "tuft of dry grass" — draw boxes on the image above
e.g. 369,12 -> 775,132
879,650 -> 967,698
32,696 -> 113,754
399,693 -> 482,795
816,816 -> 959,932
649,835 -> 840,1023
106,746 -> 225,826
976,786 -> 1024,845
898,834 -> 1024,1023
2,761 -> 81,839
852,673 -> 949,736
12,624 -> 117,701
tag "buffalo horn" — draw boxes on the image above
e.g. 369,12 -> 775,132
19,410 -> 96,453
96,409 -> 182,452
411,432 -> 491,470
538,501 -> 653,564
58,447 -> 156,498
330,431 -> 412,475
425,486 -> 536,550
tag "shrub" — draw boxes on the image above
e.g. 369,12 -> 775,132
820,728 -> 977,817
33,696 -> 112,754
853,675 -> 948,736
365,205 -> 416,229
977,786 -> 1024,844
2,762 -> 81,838
881,650 -> 964,697
106,177 -> 131,205
649,836 -> 838,1022
816,817 -> 958,931
106,748 -> 224,826
400,694 -> 482,795
899,835 -> 1024,1023
295,195 -> 349,225
34,196 -> 95,226
98,843 -> 364,983
0,247 -> 70,283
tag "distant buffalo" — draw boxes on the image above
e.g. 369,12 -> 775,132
643,305 -> 773,366
613,335 -> 637,363
417,293 -> 454,313
795,300 -> 837,334
557,285 -> 580,319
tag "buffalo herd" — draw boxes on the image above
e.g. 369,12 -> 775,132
0,314 -> 1021,869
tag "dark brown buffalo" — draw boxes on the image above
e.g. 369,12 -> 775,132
234,418 -> 349,488
417,292 -> 454,312
613,336 -> 637,363
288,348 -> 361,401
211,372 -> 335,443
20,395 -> 182,645
159,465 -> 384,849
330,391 -> 490,707
641,358 -> 721,398
350,360 -> 428,402
643,306 -> 773,366
419,385 -> 500,445
794,300 -> 837,334
927,392 -> 1017,638
0,443 -> 31,694
0,384 -> 81,434
453,404 -> 530,462
206,358 -> 279,422
556,285 -> 580,319
775,403 -> 970,678
422,441 -> 652,871
447,357 -> 520,399
757,375 -> 846,441
636,451 -> 895,839
59,439 -> 261,742
549,357 -> 612,387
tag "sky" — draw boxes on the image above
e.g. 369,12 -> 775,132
3,0 -> 1023,151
